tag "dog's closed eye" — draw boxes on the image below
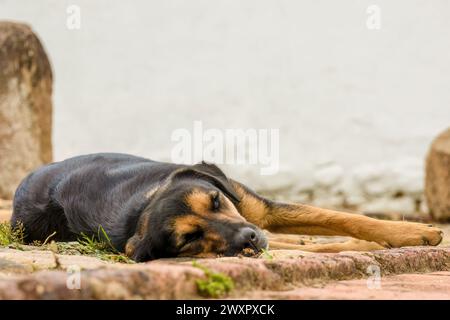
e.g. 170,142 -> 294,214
211,192 -> 220,211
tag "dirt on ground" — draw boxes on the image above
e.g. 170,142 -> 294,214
1,200 -> 450,300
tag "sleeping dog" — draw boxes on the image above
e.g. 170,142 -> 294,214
11,153 -> 443,261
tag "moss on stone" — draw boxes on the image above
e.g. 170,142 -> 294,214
192,261 -> 234,298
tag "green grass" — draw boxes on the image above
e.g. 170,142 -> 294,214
0,222 -> 133,264
73,226 -> 134,263
192,261 -> 234,298
261,248 -> 273,260
0,221 -> 24,247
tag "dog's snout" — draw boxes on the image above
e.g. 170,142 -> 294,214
237,227 -> 258,244
227,226 -> 268,256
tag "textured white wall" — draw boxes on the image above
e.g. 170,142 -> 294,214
2,0 -> 450,213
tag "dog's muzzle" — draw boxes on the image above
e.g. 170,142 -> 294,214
234,227 -> 268,253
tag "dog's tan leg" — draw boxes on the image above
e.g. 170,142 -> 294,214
231,180 -> 443,248
266,234 -> 314,245
268,239 -> 384,252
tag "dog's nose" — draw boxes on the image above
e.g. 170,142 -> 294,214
236,227 -> 258,247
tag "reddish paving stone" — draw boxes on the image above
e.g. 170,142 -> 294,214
243,272 -> 450,300
0,246 -> 448,299
0,248 -> 108,272
1,201 -> 450,299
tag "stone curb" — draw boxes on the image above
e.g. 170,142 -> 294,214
0,246 -> 449,299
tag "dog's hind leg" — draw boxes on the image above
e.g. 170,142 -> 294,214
268,239 -> 384,252
231,180 -> 443,249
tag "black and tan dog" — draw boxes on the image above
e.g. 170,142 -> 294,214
11,153 -> 443,261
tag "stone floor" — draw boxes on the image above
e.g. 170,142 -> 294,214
1,199 -> 450,299
242,271 -> 450,299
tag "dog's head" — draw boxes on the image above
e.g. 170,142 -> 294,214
125,163 -> 267,262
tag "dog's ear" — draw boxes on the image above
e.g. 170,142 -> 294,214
191,161 -> 228,179
125,233 -> 158,262
125,234 -> 146,261
124,210 -> 159,262
174,163 -> 240,204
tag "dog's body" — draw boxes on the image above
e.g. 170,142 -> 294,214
12,153 -> 443,261
13,153 -> 183,248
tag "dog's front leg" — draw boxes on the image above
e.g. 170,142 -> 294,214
268,239 -> 384,252
231,180 -> 443,248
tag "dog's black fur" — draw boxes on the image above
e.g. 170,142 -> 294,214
12,153 -> 267,261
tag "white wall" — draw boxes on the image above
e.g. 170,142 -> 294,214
2,0 -> 450,213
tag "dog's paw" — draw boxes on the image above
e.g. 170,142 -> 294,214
375,222 -> 443,248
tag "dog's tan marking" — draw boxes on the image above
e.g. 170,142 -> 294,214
186,190 -> 245,223
173,215 -> 206,236
174,216 -> 228,258
231,181 -> 270,227
198,229 -> 228,255
185,190 -> 210,214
